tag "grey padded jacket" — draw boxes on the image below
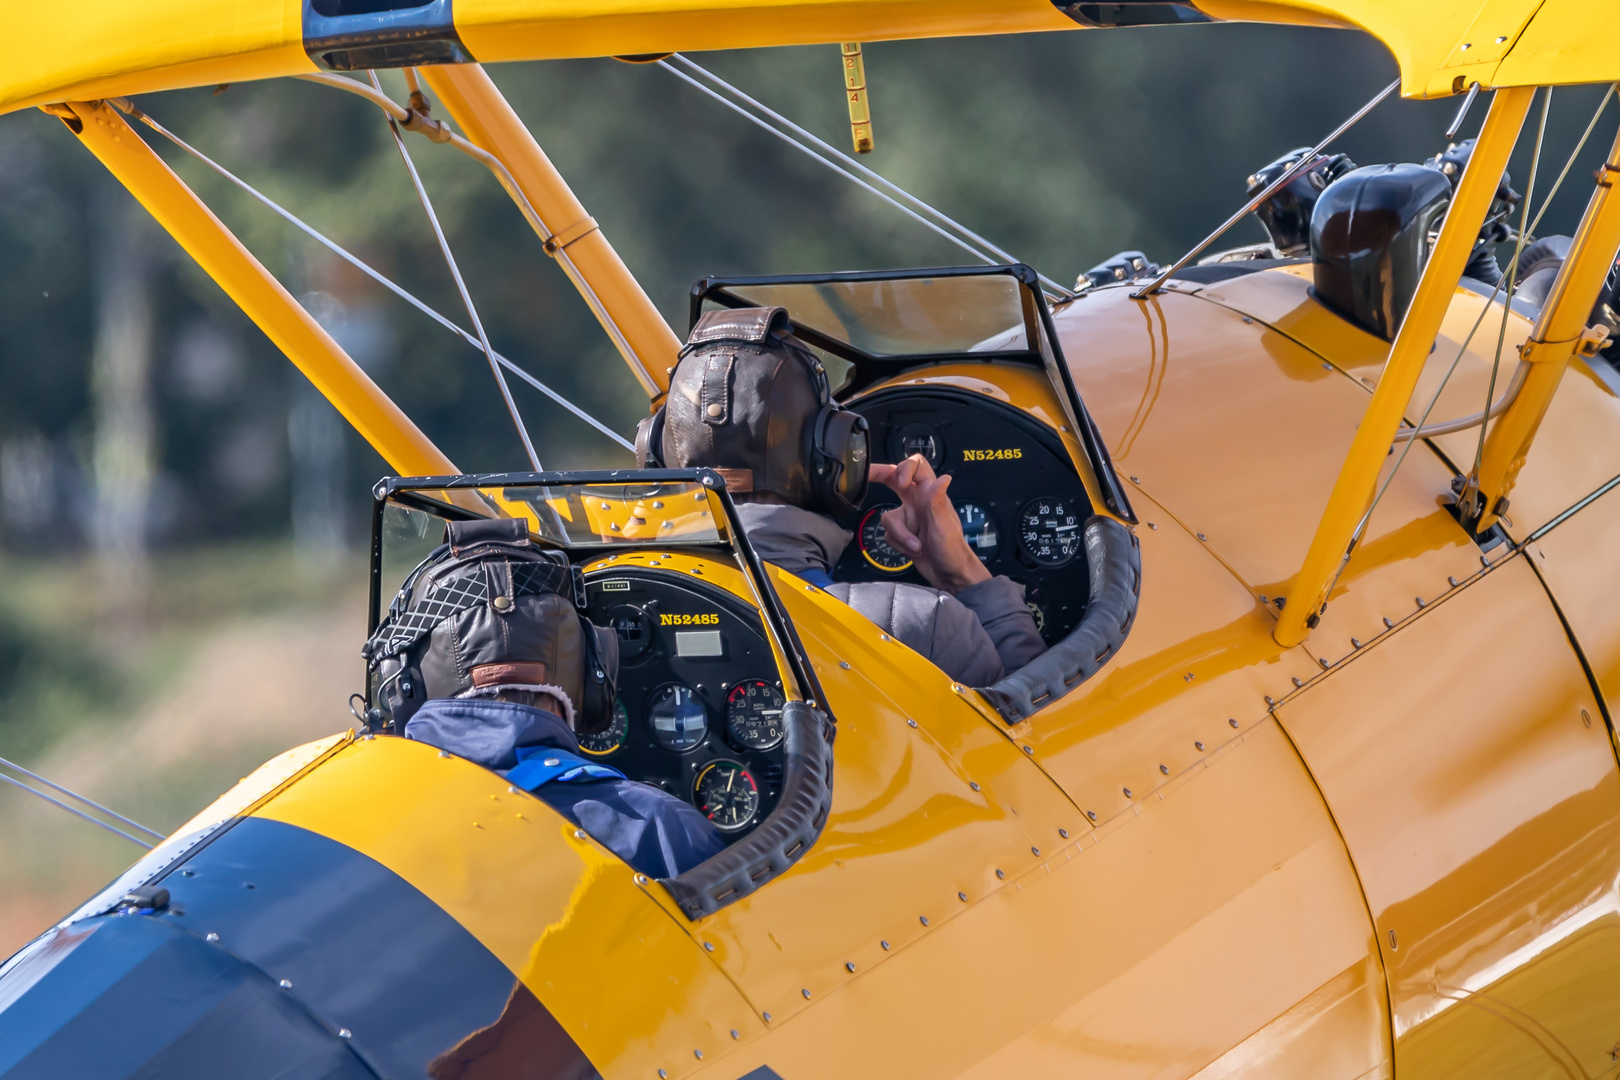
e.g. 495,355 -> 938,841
736,502 -> 1046,686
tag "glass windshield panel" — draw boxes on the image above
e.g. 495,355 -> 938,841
725,275 -> 1028,357
389,480 -> 729,551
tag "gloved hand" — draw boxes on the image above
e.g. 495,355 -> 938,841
868,455 -> 991,595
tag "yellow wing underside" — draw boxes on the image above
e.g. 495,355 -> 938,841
3,0 -> 1616,119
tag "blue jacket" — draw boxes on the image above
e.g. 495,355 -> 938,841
404,698 -> 726,879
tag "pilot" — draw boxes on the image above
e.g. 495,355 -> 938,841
363,518 -> 725,879
637,305 -> 1046,686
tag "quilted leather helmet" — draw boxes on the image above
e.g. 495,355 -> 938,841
362,518 -> 616,732
637,306 -> 869,515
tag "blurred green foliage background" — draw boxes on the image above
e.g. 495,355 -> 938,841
0,20 -> 1611,949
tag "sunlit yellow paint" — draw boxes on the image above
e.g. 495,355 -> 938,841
1276,86 -> 1534,647
1471,116 -> 1620,531
0,0 -> 311,116
255,735 -> 768,1078
9,0 -> 1620,121
419,65 -> 680,397
452,0 -> 1075,66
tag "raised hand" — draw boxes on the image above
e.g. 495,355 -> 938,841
869,455 -> 990,594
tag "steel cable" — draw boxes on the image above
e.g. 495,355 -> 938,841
125,106 -> 634,453
371,72 -> 544,471
0,753 -> 163,840
0,764 -> 158,849
1314,86 -> 1584,615
659,57 -> 1072,297
1135,78 -> 1400,298
1468,88 -> 1552,493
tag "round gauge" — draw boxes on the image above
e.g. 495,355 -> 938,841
726,680 -> 786,750
579,698 -> 629,757
1026,600 -> 1047,636
858,505 -> 912,573
606,604 -> 652,660
693,760 -> 761,832
897,424 -> 945,470
1019,497 -> 1083,567
648,684 -> 708,752
956,503 -> 999,563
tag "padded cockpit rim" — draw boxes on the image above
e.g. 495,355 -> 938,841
660,700 -> 834,919
978,516 -> 1141,722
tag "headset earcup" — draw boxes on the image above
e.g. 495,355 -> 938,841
575,617 -> 619,735
635,409 -> 666,468
376,654 -> 427,733
810,407 -> 870,516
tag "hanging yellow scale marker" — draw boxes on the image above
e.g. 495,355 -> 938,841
841,43 -> 874,154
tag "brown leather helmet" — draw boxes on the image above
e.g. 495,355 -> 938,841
637,306 -> 869,515
362,518 -> 616,732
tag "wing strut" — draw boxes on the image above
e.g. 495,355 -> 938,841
370,71 -> 544,471
1275,86 -> 1537,648
1465,91 -> 1620,532
49,100 -> 456,477
419,65 -> 682,398
123,102 -> 634,453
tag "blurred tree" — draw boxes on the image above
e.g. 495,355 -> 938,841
89,190 -> 157,620
0,24 -> 1613,560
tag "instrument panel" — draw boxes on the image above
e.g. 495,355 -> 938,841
835,386 -> 1094,643
581,568 -> 784,838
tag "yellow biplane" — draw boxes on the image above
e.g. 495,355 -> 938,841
3,1 -> 1620,1078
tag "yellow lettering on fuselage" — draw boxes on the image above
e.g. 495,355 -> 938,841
659,612 -> 720,626
963,447 -> 1023,461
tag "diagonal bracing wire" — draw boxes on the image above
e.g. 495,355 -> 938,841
659,56 -> 1073,297
1135,78 -> 1400,298
371,72 -> 545,471
0,754 -> 160,848
1464,89 -> 1552,503
127,107 -> 633,453
1312,85 -> 1606,611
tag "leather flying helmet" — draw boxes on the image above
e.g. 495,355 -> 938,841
361,518 -> 617,732
637,306 -> 869,515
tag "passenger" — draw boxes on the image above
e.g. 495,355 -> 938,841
363,518 -> 725,879
638,305 -> 1046,686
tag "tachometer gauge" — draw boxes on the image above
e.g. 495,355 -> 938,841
693,760 -> 760,832
858,505 -> 912,572
1019,497 -> 1083,566
726,680 -> 785,750
578,698 -> 629,757
956,502 -> 999,562
648,684 -> 708,751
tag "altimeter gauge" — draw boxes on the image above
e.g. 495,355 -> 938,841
726,680 -> 785,750
1018,497 -> 1082,567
